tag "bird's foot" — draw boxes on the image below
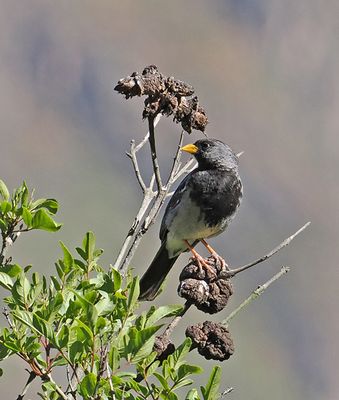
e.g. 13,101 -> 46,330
209,252 -> 229,271
200,239 -> 229,272
191,253 -> 217,278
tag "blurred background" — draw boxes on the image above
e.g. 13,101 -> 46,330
0,1 -> 338,398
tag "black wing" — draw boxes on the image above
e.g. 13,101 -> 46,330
159,172 -> 193,241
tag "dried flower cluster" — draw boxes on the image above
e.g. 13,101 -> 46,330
114,65 -> 208,133
153,336 -> 176,362
186,321 -> 234,361
178,257 -> 233,314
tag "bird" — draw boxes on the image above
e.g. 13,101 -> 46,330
139,138 -> 242,301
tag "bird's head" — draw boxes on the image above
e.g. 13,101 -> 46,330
181,138 -> 239,171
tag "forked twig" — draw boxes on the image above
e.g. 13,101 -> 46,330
223,266 -> 290,326
225,222 -> 311,277
16,371 -> 36,400
117,122 -> 192,274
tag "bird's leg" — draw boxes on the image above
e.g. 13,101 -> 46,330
201,239 -> 229,271
184,240 -> 216,276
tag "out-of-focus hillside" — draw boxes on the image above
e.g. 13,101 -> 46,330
0,1 -> 338,398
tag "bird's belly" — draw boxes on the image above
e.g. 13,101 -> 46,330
165,191 -> 223,257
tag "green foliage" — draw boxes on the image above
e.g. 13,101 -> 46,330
0,180 -> 224,399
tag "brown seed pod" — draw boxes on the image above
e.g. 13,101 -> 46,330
153,336 -> 175,362
114,65 -> 208,132
186,321 -> 234,361
178,257 -> 233,314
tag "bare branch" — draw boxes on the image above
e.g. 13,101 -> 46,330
148,115 -> 163,191
161,301 -> 192,341
16,371 -> 36,400
172,158 -> 197,182
114,193 -> 154,270
222,266 -> 290,326
221,387 -> 234,397
44,374 -> 68,400
119,128 -> 192,273
106,359 -> 115,396
126,140 -> 147,193
225,222 -> 311,277
166,131 -> 185,185
65,365 -> 77,399
113,116 -> 162,271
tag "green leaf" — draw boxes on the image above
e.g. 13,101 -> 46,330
83,231 -> 95,262
165,392 -> 180,400
0,218 -> 6,231
177,364 -> 203,380
31,198 -> 58,214
70,291 -> 98,329
128,325 -> 162,363
1,264 -> 22,277
12,274 -> 31,305
59,241 -> 74,272
0,341 -> 13,360
112,268 -> 122,292
69,340 -> 85,364
20,182 -> 29,207
75,319 -> 94,341
146,305 -> 183,328
75,247 -> 87,261
201,366 -> 222,400
0,272 -> 13,290
32,209 -> 61,232
127,276 -> 140,312
168,338 -> 192,370
0,201 -> 11,214
57,325 -> 69,348
78,373 -> 97,398
21,207 -> 33,227
32,314 -> 55,342
108,346 -> 120,373
0,180 -> 9,201
13,310 -> 39,336
154,372 -> 170,391
185,389 -> 200,400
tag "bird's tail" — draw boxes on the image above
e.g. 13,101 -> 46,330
139,242 -> 178,301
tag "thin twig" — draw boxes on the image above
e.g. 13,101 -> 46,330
221,387 -> 234,397
148,115 -> 163,191
65,365 -> 77,399
222,266 -> 290,326
225,222 -> 311,277
166,131 -> 185,184
106,359 -> 115,398
16,370 -> 36,400
114,116 -> 161,271
161,301 -> 192,341
126,139 -> 147,193
172,158 -> 197,182
119,129 -> 189,273
44,374 -> 68,400
114,193 -> 154,271
3,307 -> 14,330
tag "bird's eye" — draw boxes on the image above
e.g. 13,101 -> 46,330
201,142 -> 210,150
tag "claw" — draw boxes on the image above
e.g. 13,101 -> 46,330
201,239 -> 229,271
184,240 -> 216,276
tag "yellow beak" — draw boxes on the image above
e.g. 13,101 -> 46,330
181,143 -> 198,154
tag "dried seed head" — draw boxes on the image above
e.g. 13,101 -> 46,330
178,257 -> 233,314
153,336 -> 175,362
186,321 -> 234,361
115,65 -> 208,133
